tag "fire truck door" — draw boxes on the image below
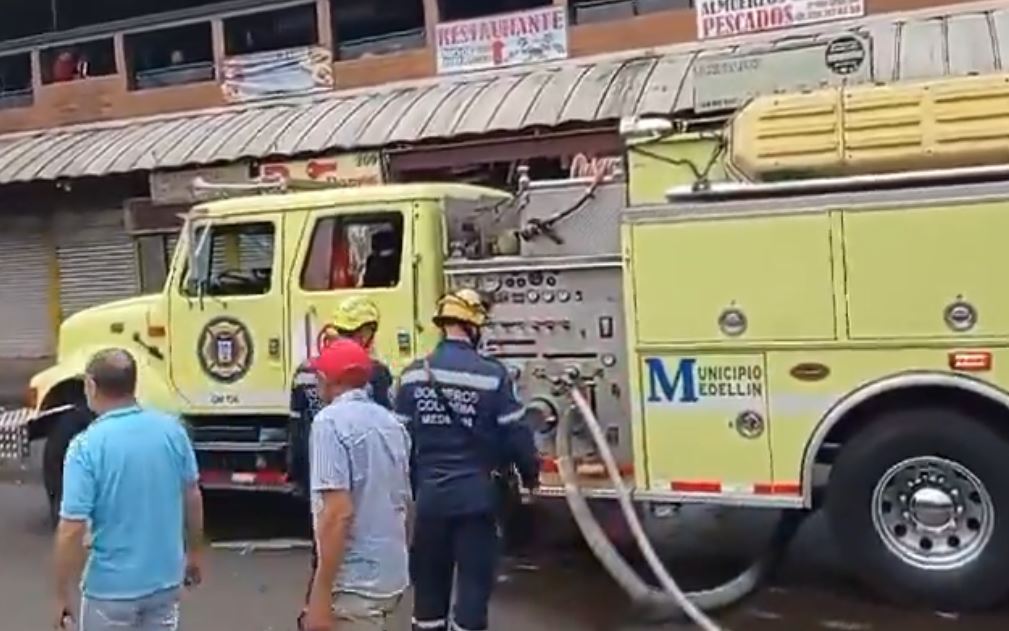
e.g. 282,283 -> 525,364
168,215 -> 288,411
288,205 -> 415,375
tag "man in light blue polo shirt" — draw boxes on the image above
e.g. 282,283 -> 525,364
53,349 -> 205,630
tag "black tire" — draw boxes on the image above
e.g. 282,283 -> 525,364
826,406 -> 1009,611
41,406 -> 93,529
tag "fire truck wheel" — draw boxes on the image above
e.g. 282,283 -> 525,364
41,406 -> 93,529
826,405 -> 1009,611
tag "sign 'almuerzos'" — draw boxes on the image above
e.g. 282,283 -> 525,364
696,0 -> 865,41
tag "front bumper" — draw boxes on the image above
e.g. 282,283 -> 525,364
0,407 -> 33,460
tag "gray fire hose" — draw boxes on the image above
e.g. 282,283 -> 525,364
555,382 -> 806,628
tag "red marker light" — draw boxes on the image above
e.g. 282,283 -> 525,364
949,351 -> 992,372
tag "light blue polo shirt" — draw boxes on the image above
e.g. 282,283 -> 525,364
60,405 -> 198,601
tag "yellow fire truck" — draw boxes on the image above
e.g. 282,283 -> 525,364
4,71 -> 1009,610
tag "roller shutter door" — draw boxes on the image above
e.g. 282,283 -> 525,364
165,232 -> 181,265
0,216 -> 53,358
56,209 -> 139,320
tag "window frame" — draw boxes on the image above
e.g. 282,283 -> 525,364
438,0 -> 553,23
330,0 -> 427,60
125,21 -> 216,91
299,209 -> 407,294
178,219 -> 279,299
40,37 -> 118,84
222,3 -> 320,57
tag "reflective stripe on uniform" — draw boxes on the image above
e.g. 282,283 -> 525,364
413,618 -> 448,629
400,368 -> 501,391
497,407 -> 526,425
450,620 -> 484,631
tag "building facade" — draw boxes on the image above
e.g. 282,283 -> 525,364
0,0 -> 1004,361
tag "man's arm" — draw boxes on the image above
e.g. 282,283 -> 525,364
308,418 -> 353,600
184,483 -> 205,557
53,519 -> 88,611
496,370 -> 541,489
311,490 -> 354,597
53,437 -> 94,621
174,422 -> 205,585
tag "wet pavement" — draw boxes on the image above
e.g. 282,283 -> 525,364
2,459 -> 1007,630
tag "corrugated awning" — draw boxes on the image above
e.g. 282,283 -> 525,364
0,1 -> 1005,186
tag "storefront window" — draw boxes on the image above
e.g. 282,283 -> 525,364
126,22 -> 215,90
301,212 -> 404,291
184,222 -> 276,296
439,0 -> 551,22
331,0 -> 426,60
224,4 -> 319,56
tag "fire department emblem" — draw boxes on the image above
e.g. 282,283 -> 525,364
198,317 -> 254,383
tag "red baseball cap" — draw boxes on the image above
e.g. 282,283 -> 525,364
309,338 -> 373,385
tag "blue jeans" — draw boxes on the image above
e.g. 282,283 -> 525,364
80,587 -> 180,631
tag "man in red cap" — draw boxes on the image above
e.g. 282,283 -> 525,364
302,339 -> 412,631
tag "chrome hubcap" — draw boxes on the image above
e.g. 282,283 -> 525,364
872,456 -> 994,570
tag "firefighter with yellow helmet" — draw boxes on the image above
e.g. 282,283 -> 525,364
395,289 -> 540,631
290,296 -> 394,496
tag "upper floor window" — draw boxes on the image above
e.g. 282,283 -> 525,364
0,53 -> 32,109
185,222 -> 276,297
126,22 -> 215,90
41,38 -> 117,84
331,0 -> 426,60
439,0 -> 551,22
569,0 -> 689,25
224,4 -> 318,56
301,213 -> 404,291
47,0 -> 221,32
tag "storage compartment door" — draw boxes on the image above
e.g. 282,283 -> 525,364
631,212 -> 836,344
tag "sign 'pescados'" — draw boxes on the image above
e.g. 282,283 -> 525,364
696,0 -> 865,40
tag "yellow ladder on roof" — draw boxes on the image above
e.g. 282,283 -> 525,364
727,73 -> 1009,182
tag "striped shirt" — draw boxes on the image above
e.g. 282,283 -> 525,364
310,389 -> 412,598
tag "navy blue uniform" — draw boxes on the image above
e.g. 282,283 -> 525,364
289,357 -> 393,494
395,339 -> 539,631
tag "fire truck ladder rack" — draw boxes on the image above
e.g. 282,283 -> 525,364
668,163 -> 1009,203
727,72 -> 1009,183
190,175 -> 339,201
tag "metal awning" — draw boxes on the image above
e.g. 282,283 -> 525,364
0,1 -> 1004,186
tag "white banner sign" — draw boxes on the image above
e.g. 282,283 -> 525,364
696,0 -> 865,40
436,6 -> 569,75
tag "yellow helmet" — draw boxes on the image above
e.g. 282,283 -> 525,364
332,296 -> 381,332
434,289 -> 489,327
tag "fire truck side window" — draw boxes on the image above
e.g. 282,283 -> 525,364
301,212 -> 404,291
183,222 -> 276,297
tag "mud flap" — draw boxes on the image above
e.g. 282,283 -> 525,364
0,407 -> 34,461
